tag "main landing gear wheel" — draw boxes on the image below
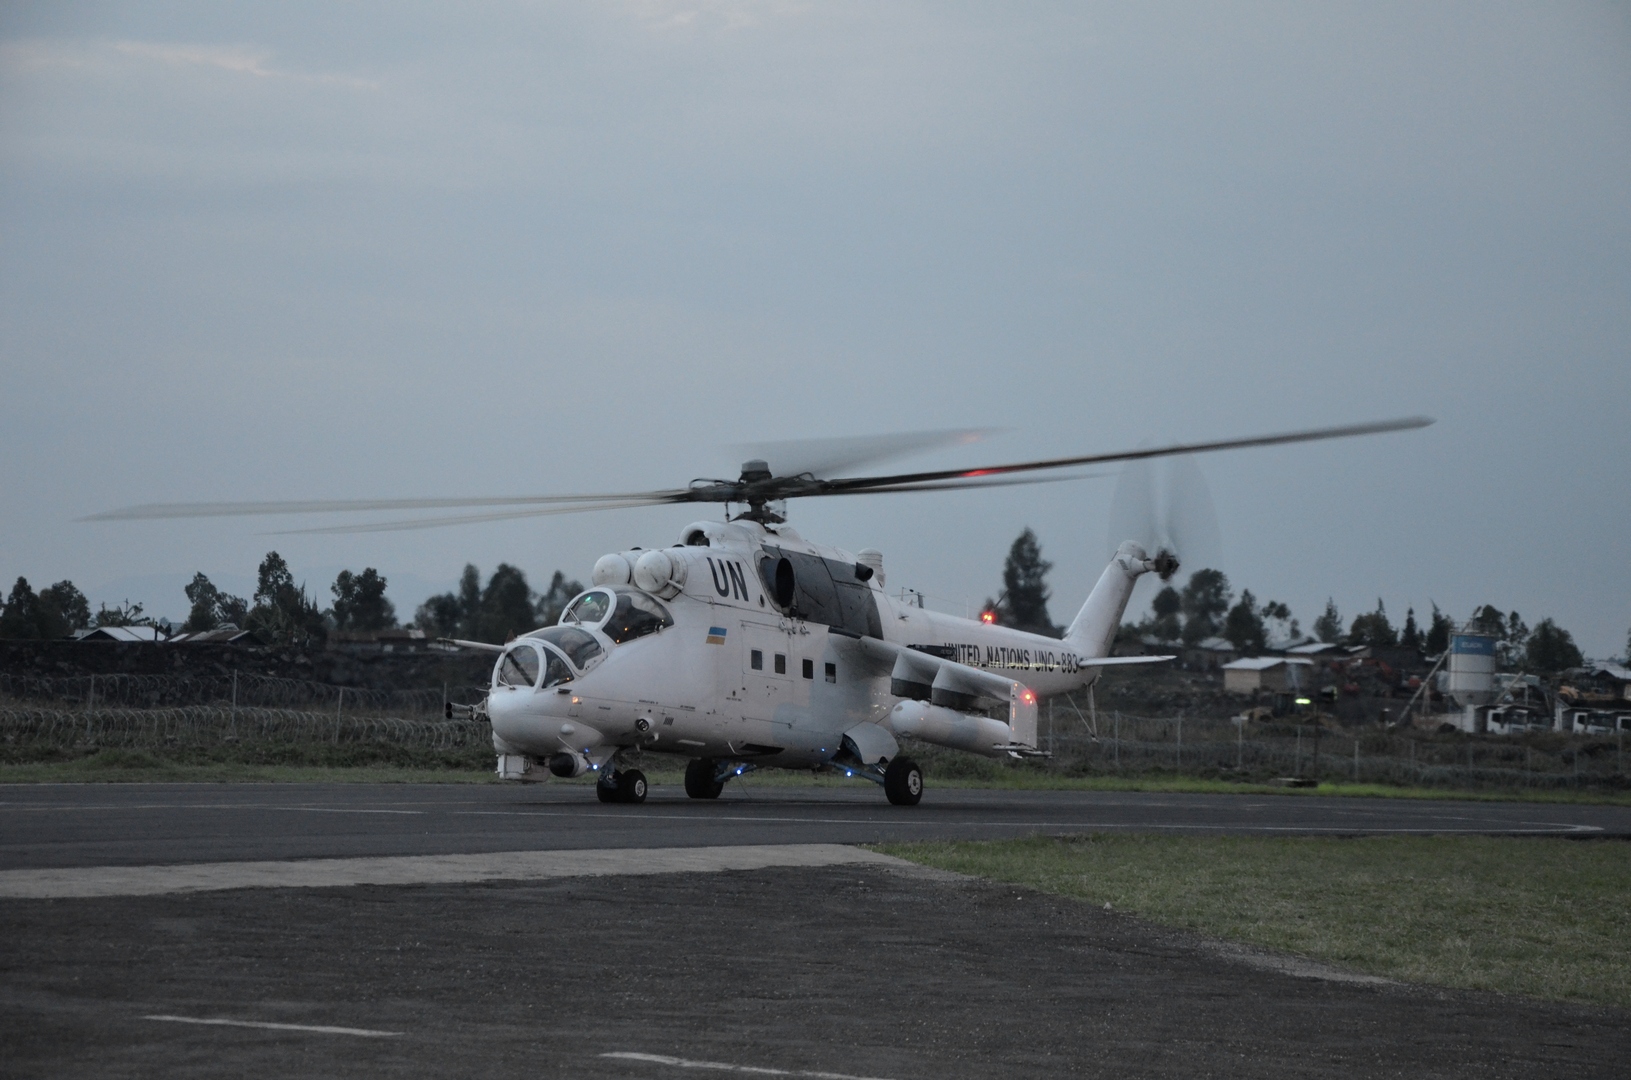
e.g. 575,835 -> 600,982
884,757 -> 923,806
597,769 -> 649,804
684,757 -> 724,799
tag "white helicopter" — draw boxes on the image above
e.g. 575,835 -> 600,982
91,418 -> 1430,805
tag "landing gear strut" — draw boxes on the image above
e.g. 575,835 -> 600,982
597,768 -> 648,804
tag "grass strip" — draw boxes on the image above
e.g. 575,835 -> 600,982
2,752 -> 1630,806
877,834 -> 1631,1009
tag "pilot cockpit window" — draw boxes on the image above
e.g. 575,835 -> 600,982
527,625 -> 605,669
497,643 -> 541,687
602,589 -> 674,644
561,589 -> 614,626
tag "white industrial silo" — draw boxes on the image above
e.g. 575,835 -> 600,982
1445,633 -> 1497,707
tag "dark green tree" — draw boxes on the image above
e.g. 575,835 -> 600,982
1425,602 -> 1454,654
1400,607 -> 1421,651
995,528 -> 1057,637
1259,599 -> 1299,646
535,570 -> 585,626
39,581 -> 90,636
1223,588 -> 1266,655
1348,599 -> 1397,648
0,578 -> 38,638
415,593 -> 463,639
92,599 -> 150,628
415,563 -> 481,638
331,568 -> 397,632
1313,598 -> 1343,644
1144,585 -> 1183,642
1504,611 -> 1530,660
1180,569 -> 1231,645
476,564 -> 536,643
245,552 -> 326,646
182,572 -> 249,632
1525,618 -> 1583,672
1469,604 -> 1506,637
0,578 -> 90,638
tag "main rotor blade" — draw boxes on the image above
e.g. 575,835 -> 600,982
82,490 -> 692,521
270,498 -> 682,534
820,416 -> 1433,494
730,427 -> 1000,480
819,471 -> 1106,496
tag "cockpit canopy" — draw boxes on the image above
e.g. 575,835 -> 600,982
495,640 -> 574,689
561,587 -> 673,645
524,625 -> 605,669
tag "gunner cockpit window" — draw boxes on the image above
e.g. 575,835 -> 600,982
562,589 -> 614,626
603,589 -> 674,644
540,647 -> 573,688
526,625 -> 605,669
497,643 -> 541,687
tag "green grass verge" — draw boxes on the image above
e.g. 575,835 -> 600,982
877,835 -> 1631,1009
2,749 -> 1630,805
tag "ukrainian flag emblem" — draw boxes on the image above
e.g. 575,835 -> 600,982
705,626 -> 727,645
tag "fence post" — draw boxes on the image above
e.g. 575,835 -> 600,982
1296,728 -> 1302,776
1114,711 -> 1120,769
231,670 -> 238,733
1176,717 -> 1182,770
1237,719 -> 1243,770
1353,737 -> 1359,781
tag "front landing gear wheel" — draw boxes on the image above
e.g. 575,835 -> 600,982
884,757 -> 923,806
619,769 -> 648,804
684,758 -> 724,799
596,773 -> 620,803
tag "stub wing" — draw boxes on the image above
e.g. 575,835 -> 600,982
828,633 -> 1042,753
1080,655 -> 1178,667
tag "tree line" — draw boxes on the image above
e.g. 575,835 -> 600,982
0,554 -> 583,647
981,528 -> 1600,673
0,534 -> 1617,670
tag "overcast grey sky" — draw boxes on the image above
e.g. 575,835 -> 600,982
1,2 -> 1627,654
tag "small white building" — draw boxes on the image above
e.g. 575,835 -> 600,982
1222,656 -> 1315,694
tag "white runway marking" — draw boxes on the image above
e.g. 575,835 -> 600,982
0,802 -> 425,815
144,1014 -> 400,1037
603,1051 -> 896,1079
449,809 -> 1606,834
0,843 -> 903,899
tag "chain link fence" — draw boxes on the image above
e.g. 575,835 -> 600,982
0,706 -> 490,753
0,671 -> 486,717
1035,705 -> 1630,791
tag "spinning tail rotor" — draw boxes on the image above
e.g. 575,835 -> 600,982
1105,455 -> 1222,583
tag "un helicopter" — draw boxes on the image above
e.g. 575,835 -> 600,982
90,417 -> 1430,805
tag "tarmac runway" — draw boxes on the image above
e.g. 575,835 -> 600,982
3,781 -> 1628,870
3,783 -> 1628,1078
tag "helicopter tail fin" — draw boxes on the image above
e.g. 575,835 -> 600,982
1063,541 -> 1160,660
